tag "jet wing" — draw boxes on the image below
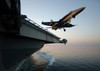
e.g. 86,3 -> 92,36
59,7 -> 85,22
42,22 -> 56,26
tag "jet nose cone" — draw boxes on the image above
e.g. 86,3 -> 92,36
82,7 -> 86,10
83,7 -> 86,9
79,7 -> 86,12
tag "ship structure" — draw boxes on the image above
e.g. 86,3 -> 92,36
0,0 -> 65,71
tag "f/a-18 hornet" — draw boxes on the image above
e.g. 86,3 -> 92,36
42,7 -> 85,32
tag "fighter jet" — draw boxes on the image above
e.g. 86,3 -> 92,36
42,7 -> 85,31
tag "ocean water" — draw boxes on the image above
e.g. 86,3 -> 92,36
16,44 -> 100,71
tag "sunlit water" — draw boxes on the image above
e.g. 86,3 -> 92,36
16,44 -> 100,71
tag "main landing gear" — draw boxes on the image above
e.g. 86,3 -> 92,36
63,28 -> 66,32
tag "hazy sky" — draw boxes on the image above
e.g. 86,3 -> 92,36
21,0 -> 100,45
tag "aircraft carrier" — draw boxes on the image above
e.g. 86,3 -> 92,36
0,0 -> 67,71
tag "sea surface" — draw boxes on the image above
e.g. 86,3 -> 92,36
15,44 -> 100,71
